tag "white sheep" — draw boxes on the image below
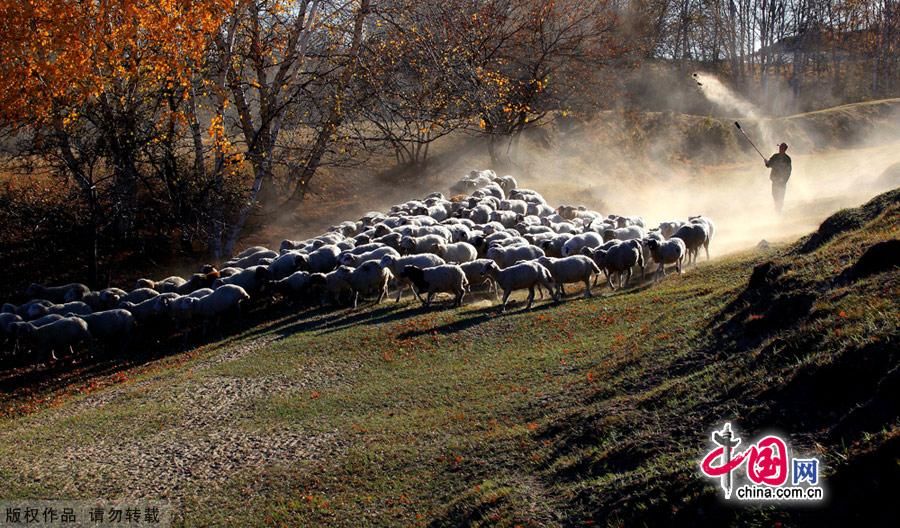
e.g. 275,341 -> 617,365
379,254 -> 446,301
169,295 -> 199,328
17,316 -> 91,361
434,242 -> 478,264
46,301 -> 93,317
459,259 -> 500,298
0,312 -> 22,337
591,242 -> 644,290
79,309 -> 136,346
658,221 -> 685,239
561,232 -> 604,257
601,226 -> 646,243
398,265 -> 468,307
225,248 -> 278,269
171,270 -> 220,295
499,199 -> 528,214
537,255 -> 602,298
466,204 -> 493,224
298,245 -> 341,273
232,245 -> 270,259
540,233 -> 574,258
335,261 -> 394,308
339,246 -> 401,267
308,268 -> 355,306
267,251 -> 304,280
486,244 -> 545,268
482,261 -> 557,312
135,276 -> 187,293
192,284 -> 251,320
9,314 -> 65,340
688,215 -> 715,260
213,266 -> 270,298
24,283 -> 90,304
398,234 -> 445,255
349,242 -> 385,255
646,238 -> 686,280
508,189 -> 547,205
273,271 -> 313,303
119,288 -> 160,306
493,175 -> 518,195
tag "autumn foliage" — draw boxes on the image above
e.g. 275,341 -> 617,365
0,0 -> 630,292
0,0 -> 229,126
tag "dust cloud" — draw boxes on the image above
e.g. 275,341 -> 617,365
503,77 -> 900,257
267,76 -> 900,261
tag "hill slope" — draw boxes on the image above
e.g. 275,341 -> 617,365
0,189 -> 897,526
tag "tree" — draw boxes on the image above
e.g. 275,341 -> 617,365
0,0 -> 230,283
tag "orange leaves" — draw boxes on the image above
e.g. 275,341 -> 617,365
0,0 -> 231,126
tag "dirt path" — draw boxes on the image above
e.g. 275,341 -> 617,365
0,333 -> 350,518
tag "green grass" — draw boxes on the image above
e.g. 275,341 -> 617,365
0,191 -> 897,527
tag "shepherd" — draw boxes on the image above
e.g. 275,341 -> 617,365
765,142 -> 792,213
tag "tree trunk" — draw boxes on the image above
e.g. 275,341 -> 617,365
288,0 -> 371,204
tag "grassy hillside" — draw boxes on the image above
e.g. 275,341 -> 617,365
0,189 -> 897,527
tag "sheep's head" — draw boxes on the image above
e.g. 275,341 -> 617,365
433,244 -> 447,256
481,261 -> 499,277
308,274 -> 327,288
379,254 -> 396,269
602,229 -> 616,242
254,266 -> 270,282
398,238 -> 415,255
398,265 -> 422,281
295,254 -> 309,271
646,239 -> 661,251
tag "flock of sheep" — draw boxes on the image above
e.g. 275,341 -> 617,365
0,170 -> 714,365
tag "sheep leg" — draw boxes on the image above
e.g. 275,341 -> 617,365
584,278 -> 592,298
424,291 -> 434,308
525,286 -> 536,309
560,283 -> 567,297
500,289 -> 512,313
455,288 -> 465,307
607,272 -> 616,291
352,291 -> 359,309
411,283 -> 425,302
705,242 -> 710,261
